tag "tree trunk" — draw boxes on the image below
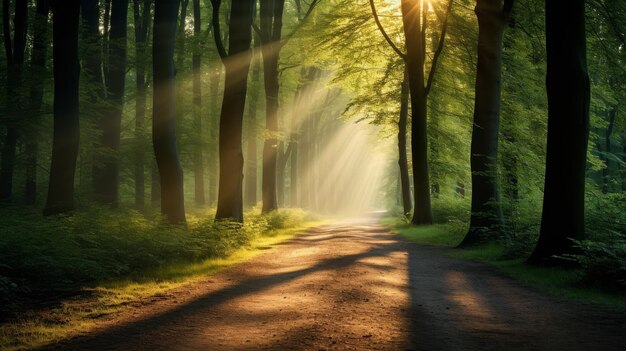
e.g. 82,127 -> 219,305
208,67 -> 220,206
44,0 -> 81,216
402,0 -> 433,225
601,108 -> 616,193
214,0 -> 255,222
0,0 -> 28,202
153,0 -> 186,224
24,0 -> 50,204
260,0 -> 285,214
192,0 -> 205,205
133,0 -> 151,209
276,142 -> 285,206
528,0 -> 590,264
398,65 -> 412,217
94,0 -> 128,206
459,0 -> 507,247
151,162 -> 160,206
245,42 -> 260,208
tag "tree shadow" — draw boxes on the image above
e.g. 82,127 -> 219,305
41,228 -> 406,350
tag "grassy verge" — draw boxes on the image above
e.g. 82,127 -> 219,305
382,216 -> 626,310
0,207 -> 323,350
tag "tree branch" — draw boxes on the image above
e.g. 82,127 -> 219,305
369,0 -> 406,59
425,0 -> 453,96
280,0 -> 321,48
209,0 -> 227,61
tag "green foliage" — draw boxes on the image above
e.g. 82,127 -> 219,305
0,207 -> 315,301
572,232 -> 626,291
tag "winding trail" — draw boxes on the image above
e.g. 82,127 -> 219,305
49,214 -> 626,350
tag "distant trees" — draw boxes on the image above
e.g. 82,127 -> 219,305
528,0 -> 590,264
153,0 -> 186,224
0,0 -> 28,201
44,0 -> 81,215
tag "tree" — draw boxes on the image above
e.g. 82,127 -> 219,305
44,0 -> 81,216
528,0 -> 590,264
259,0 -> 285,213
153,0 -> 186,224
400,0 -> 452,225
0,0 -> 28,201
258,0 -> 320,213
192,0 -> 205,205
24,0 -> 51,204
211,0 -> 255,222
133,0 -> 152,209
458,0 -> 513,247
93,0 -> 129,206
245,35 -> 261,208
369,0 -> 412,217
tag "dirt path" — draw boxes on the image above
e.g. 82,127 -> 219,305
48,214 -> 626,350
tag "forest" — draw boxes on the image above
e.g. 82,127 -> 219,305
0,0 -> 625,350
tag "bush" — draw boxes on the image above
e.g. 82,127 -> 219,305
572,232 -> 626,291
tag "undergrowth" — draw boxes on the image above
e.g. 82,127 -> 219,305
0,206 -> 315,302
386,189 -> 626,303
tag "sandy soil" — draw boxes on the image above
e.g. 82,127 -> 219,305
46,214 -> 626,350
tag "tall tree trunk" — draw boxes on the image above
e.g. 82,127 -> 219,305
192,0 -> 205,205
0,0 -> 28,202
528,0 -> 590,264
245,42 -> 260,208
398,65 -> 412,217
459,0 -> 508,247
44,0 -> 81,215
260,0 -> 285,214
214,0 -> 255,222
133,0 -> 151,209
82,0 -> 105,200
276,142 -> 285,206
153,0 -> 186,224
94,0 -> 129,206
208,67 -> 220,205
151,162 -> 160,206
601,108 -> 616,193
24,0 -> 50,204
402,0 -> 433,225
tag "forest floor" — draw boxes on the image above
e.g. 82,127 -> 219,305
42,213 -> 626,351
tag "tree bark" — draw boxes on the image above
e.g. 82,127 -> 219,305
528,0 -> 590,264
44,0 -> 81,216
459,0 -> 508,247
398,65 -> 412,217
153,0 -> 186,224
214,0 -> 255,222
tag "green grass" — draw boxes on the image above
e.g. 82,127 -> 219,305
383,216 -> 626,310
0,206 -> 324,351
